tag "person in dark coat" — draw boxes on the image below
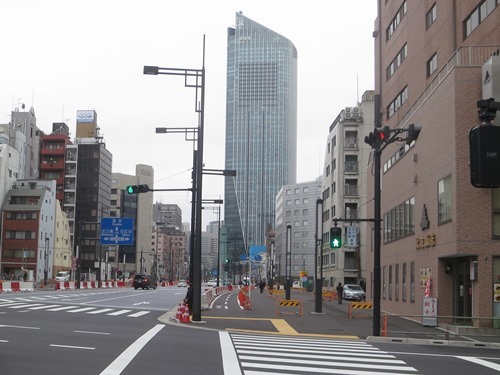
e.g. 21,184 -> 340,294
336,282 -> 343,304
184,282 -> 193,309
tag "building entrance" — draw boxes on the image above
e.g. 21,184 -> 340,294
452,257 -> 473,325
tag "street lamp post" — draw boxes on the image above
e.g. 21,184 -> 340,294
144,38 -> 206,322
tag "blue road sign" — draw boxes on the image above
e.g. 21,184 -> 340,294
240,254 -> 247,261
100,218 -> 134,245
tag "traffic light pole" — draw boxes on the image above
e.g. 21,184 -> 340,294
363,123 -> 421,336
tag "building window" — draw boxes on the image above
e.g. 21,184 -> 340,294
464,0 -> 498,38
426,3 -> 437,29
382,266 -> 386,299
386,43 -> 408,80
387,86 -> 408,118
438,175 -> 452,224
410,261 -> 415,303
395,264 -> 400,301
427,53 -> 437,77
386,1 -> 407,41
389,265 -> 393,300
402,262 -> 407,302
383,197 -> 415,243
493,189 -> 500,237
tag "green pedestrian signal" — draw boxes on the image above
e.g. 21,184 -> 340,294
330,227 -> 342,249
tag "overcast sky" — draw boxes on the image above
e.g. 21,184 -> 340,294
1,0 -> 377,226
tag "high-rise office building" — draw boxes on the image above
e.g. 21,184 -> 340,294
224,12 -> 297,262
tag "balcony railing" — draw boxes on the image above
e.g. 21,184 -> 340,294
345,161 -> 359,173
345,185 -> 359,196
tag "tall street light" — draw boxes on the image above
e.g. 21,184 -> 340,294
144,37 -> 205,322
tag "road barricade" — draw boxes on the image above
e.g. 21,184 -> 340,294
268,289 -> 285,298
348,301 -> 373,319
322,290 -> 336,301
238,285 -> 252,310
1,281 -> 12,292
276,299 -> 302,317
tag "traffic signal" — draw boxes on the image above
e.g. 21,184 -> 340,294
329,227 -> 342,249
126,184 -> 151,194
469,124 -> 500,187
364,126 -> 390,148
406,123 -> 421,145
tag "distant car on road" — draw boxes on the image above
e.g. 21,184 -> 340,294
342,284 -> 366,301
292,281 -> 301,289
177,280 -> 187,287
206,280 -> 217,287
133,274 -> 157,290
55,271 -> 70,282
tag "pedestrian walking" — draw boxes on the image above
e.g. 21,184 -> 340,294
336,282 -> 343,304
184,281 -> 193,309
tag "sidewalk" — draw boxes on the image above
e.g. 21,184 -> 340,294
162,288 -> 500,347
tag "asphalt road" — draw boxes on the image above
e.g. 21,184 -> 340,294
1,287 -> 499,374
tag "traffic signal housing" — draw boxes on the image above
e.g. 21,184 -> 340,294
406,123 -> 421,145
126,184 -> 151,194
329,226 -> 342,249
469,124 -> 500,187
364,126 -> 390,148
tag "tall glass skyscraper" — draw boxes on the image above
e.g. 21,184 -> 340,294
224,13 -> 297,261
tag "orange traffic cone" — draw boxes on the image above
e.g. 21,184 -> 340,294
175,303 -> 184,321
181,306 -> 191,324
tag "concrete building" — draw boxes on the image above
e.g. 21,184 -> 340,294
153,203 -> 182,230
320,91 -> 375,288
369,0 -> 500,328
39,122 -> 72,207
10,106 -> 39,180
111,164 -> 154,276
275,179 -> 322,286
1,180 -> 57,282
224,12 -> 297,261
65,110 -> 112,281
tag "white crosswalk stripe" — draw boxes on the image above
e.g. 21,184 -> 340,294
0,302 -> 150,318
229,333 -> 420,375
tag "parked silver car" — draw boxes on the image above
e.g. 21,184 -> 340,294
342,284 -> 366,301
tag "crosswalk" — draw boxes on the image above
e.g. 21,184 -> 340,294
0,300 -> 151,319
226,333 -> 420,375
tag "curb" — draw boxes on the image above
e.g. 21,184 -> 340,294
366,335 -> 500,349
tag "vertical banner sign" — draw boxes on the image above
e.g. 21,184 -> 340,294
422,297 -> 438,326
346,226 -> 357,248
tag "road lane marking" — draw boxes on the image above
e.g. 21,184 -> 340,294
107,309 -> 132,316
50,344 -> 95,350
219,331 -> 243,375
48,306 -> 79,311
8,304 -> 43,309
99,324 -> 165,375
75,330 -> 111,335
27,305 -> 61,310
0,325 -> 40,330
87,308 -> 114,314
127,311 -> 150,318
456,356 -> 500,372
67,307 -> 97,313
270,319 -> 299,335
